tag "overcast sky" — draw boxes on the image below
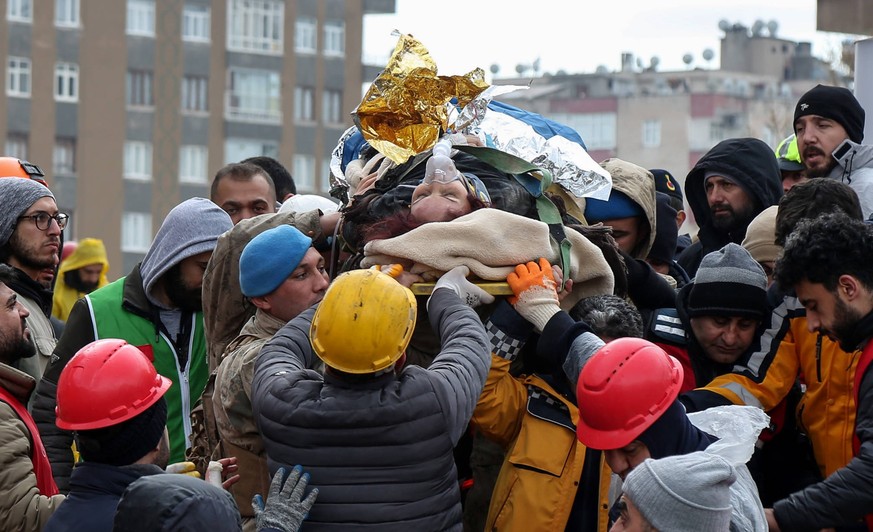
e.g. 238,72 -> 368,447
363,0 -> 862,79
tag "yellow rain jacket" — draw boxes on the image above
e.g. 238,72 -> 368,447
52,238 -> 109,321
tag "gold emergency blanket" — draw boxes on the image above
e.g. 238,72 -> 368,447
353,33 -> 488,164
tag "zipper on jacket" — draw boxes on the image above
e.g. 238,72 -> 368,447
160,317 -> 194,446
816,333 -> 823,382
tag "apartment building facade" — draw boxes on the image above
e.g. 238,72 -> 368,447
494,23 -> 840,203
1,0 -> 394,274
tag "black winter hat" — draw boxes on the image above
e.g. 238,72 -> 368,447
75,397 -> 167,466
650,169 -> 683,205
794,84 -> 865,143
648,193 -> 679,264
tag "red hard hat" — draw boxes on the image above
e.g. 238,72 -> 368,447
575,337 -> 683,450
55,339 -> 171,431
0,157 -> 48,186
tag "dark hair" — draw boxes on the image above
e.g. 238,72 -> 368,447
210,162 -> 277,202
358,191 -> 489,244
569,294 -> 643,339
774,179 -> 862,246
775,212 -> 873,292
0,263 -> 16,286
241,156 -> 296,198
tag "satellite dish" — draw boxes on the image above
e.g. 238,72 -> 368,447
702,49 -> 715,61
682,53 -> 693,66
636,57 -> 645,70
752,20 -> 765,36
595,65 -> 608,74
718,19 -> 731,32
650,56 -> 660,68
490,64 -> 500,75
767,20 -> 779,37
515,63 -> 526,75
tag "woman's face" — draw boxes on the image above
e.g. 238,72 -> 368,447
410,179 -> 473,223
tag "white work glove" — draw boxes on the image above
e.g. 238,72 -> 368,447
429,266 -> 495,309
506,258 -> 562,333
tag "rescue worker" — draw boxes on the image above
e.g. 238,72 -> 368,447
211,162 -> 278,225
45,339 -> 174,532
677,137 -> 783,277
0,263 -> 63,529
32,198 -> 233,491
51,237 -> 109,322
0,163 -> 65,382
767,212 -> 873,530
196,224 -> 328,531
775,134 -> 808,194
252,266 -> 492,530
793,84 -> 873,217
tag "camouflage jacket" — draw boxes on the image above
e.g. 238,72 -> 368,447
189,307 -> 319,523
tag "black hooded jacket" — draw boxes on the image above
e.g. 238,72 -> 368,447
678,138 -> 783,277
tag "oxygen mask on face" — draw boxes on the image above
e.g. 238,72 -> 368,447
423,139 -> 461,185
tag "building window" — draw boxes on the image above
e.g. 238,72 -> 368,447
7,0 -> 31,22
294,86 -> 314,123
642,120 -> 661,148
292,154 -> 315,192
122,212 -> 152,253
124,141 -> 152,180
55,63 -> 79,102
227,0 -> 283,54
53,137 -> 76,174
181,75 -> 208,113
5,134 -> 28,160
179,145 -> 208,184
323,20 -> 345,57
182,4 -> 210,42
709,122 -> 726,143
227,68 -> 281,123
295,17 -> 316,53
224,138 -> 278,164
126,70 -> 154,107
55,0 -> 79,27
126,0 -> 155,37
322,89 -> 342,124
7,57 -> 31,97
548,112 -> 617,151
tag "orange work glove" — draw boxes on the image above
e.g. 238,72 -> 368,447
506,258 -> 561,333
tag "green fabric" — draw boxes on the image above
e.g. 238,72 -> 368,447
86,277 -> 208,464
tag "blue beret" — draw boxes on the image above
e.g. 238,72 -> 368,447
584,190 -> 645,223
239,225 -> 312,297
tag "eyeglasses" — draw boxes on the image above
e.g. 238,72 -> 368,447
17,212 -> 69,231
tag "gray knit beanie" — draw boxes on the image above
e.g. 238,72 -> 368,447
0,178 -> 54,246
624,451 -> 736,532
688,243 -> 767,320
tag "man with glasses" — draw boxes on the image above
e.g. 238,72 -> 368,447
0,174 -> 68,383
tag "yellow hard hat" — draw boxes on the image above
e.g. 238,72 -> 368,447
310,269 -> 417,374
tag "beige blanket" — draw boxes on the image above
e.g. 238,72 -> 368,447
362,209 -> 615,309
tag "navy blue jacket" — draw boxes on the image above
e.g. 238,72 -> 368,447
44,462 -> 163,532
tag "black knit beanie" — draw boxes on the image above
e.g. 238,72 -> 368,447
687,243 -> 767,320
76,397 -> 167,466
794,84 -> 865,143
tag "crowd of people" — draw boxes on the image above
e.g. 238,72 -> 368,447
1,81 -> 872,532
